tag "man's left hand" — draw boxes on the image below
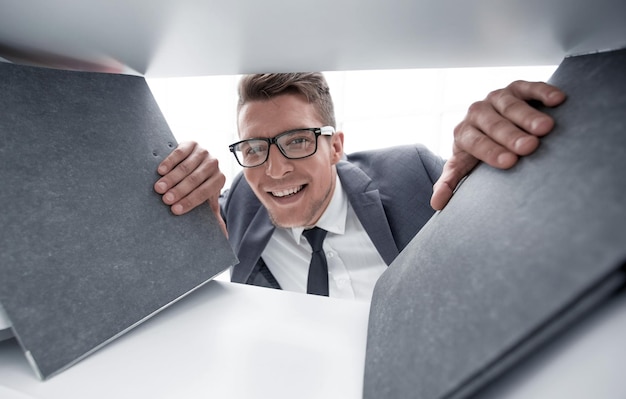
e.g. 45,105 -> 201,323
431,80 -> 566,210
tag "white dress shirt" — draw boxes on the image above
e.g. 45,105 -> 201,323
261,176 -> 387,301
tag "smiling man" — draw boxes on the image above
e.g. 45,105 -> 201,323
224,74 -> 399,299
232,87 -> 342,229
155,72 -> 565,301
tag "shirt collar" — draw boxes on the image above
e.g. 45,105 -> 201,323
290,175 -> 347,242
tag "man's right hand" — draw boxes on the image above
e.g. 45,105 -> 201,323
154,141 -> 227,236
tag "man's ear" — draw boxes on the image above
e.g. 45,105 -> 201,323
330,131 -> 344,164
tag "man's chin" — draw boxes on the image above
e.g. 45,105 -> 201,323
268,212 -> 310,229
270,218 -> 302,229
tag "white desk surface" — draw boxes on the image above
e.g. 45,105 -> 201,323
0,280 -> 370,399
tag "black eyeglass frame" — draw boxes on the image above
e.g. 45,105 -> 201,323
228,126 -> 335,168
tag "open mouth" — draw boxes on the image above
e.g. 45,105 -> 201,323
270,185 -> 305,198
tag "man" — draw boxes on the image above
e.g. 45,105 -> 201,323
154,73 -> 565,300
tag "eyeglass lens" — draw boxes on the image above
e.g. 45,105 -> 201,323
234,129 -> 318,166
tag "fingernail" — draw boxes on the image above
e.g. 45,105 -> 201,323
172,204 -> 183,215
530,117 -> 543,132
548,90 -> 562,101
533,115 -> 554,133
514,136 -> 532,153
156,181 -> 167,192
164,193 -> 175,203
497,152 -> 516,167
158,165 -> 167,174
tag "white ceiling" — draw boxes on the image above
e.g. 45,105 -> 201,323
1,0 -> 625,77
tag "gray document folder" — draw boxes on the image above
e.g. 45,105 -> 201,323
364,48 -> 626,398
0,62 -> 237,379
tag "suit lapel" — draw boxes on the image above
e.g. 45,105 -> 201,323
337,162 -> 399,265
230,206 -> 275,284
231,161 -> 400,285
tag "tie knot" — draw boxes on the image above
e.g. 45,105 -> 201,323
303,227 -> 327,252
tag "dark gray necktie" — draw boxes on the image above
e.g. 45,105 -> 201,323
302,227 -> 329,296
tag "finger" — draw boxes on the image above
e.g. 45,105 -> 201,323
430,151 -> 479,210
505,80 -> 566,107
162,153 -> 217,205
430,181 -> 454,211
169,176 -> 225,215
168,164 -> 225,215
486,88 -> 554,137
454,116 -> 521,168
487,81 -> 566,137
157,141 -> 197,177
155,143 -> 206,195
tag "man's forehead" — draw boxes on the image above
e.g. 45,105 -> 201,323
238,94 -> 323,138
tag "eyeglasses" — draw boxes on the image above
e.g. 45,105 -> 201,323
229,126 -> 335,168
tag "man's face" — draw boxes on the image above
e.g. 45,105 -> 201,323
238,93 -> 344,228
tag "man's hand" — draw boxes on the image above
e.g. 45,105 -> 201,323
154,141 -> 227,235
431,80 -> 566,210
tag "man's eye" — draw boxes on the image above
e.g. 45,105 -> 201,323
285,134 -> 313,147
245,145 -> 266,155
288,137 -> 308,145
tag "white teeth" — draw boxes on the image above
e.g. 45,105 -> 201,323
271,186 -> 303,197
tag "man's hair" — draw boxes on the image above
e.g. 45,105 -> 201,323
237,72 -> 336,128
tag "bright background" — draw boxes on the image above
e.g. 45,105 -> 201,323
147,66 -> 558,282
147,66 -> 558,189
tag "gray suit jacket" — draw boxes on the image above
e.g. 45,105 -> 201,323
220,144 -> 444,288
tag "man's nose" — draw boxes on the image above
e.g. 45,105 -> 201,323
265,145 -> 293,178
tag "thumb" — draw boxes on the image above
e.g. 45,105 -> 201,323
430,151 -> 478,210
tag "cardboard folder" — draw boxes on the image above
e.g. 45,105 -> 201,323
0,62 -> 237,379
364,48 -> 626,398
